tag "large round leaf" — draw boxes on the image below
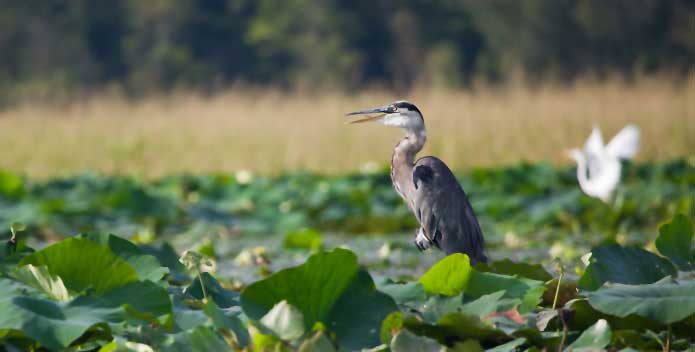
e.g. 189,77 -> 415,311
487,338 -> 527,352
18,238 -> 138,295
80,233 -> 169,282
0,278 -> 122,350
419,253 -> 544,313
419,253 -> 473,296
165,326 -> 230,352
202,301 -> 250,348
586,280 -> 695,324
566,319 -> 611,351
578,244 -> 676,291
98,281 -> 172,322
260,300 -> 305,340
12,264 -> 70,301
404,311 -> 507,344
655,214 -> 694,271
474,259 -> 552,282
240,248 -> 396,349
378,280 -> 427,306
465,272 -> 545,314
390,329 -> 444,351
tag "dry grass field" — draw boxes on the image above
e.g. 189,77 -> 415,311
0,75 -> 693,178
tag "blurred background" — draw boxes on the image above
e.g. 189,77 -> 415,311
0,0 -> 693,280
0,0 -> 693,177
0,3 -> 694,350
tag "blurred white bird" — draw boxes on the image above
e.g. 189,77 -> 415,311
568,124 -> 640,202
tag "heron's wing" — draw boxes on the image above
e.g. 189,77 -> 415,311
584,126 -> 604,178
412,157 -> 487,263
605,124 -> 640,160
412,164 -> 438,241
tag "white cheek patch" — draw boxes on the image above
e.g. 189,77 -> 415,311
382,111 -> 423,130
381,113 -> 405,127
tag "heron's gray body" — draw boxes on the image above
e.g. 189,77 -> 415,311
391,129 -> 487,264
347,100 -> 487,264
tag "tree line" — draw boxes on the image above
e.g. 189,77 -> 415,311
1,0 -> 693,102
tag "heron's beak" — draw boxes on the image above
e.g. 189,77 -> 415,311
345,107 -> 390,124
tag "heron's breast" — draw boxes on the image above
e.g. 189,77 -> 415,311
391,166 -> 417,212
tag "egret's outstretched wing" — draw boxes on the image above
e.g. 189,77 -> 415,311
605,124 -> 640,160
584,126 -> 604,155
583,126 -> 604,178
412,157 -> 487,264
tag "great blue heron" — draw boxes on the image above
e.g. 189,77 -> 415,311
347,101 -> 488,264
568,124 -> 640,203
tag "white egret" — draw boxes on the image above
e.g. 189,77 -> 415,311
568,124 -> 640,202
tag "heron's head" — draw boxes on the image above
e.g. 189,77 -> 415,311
346,100 -> 424,132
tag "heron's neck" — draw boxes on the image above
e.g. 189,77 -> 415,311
391,127 -> 427,201
394,128 -> 426,165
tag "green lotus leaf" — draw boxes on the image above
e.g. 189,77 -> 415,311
586,280 -> 695,324
419,253 -> 473,296
578,244 -> 676,291
18,238 -> 138,295
566,319 -> 611,351
241,248 -> 396,350
655,214 -> 694,270
80,233 -> 169,282
0,278 -> 122,350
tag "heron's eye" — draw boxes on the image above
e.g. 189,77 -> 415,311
390,106 -> 397,112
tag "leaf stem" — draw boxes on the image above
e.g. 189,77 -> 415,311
557,309 -> 568,352
665,324 -> 671,352
552,262 -> 565,310
198,273 -> 208,301
553,258 -> 566,352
